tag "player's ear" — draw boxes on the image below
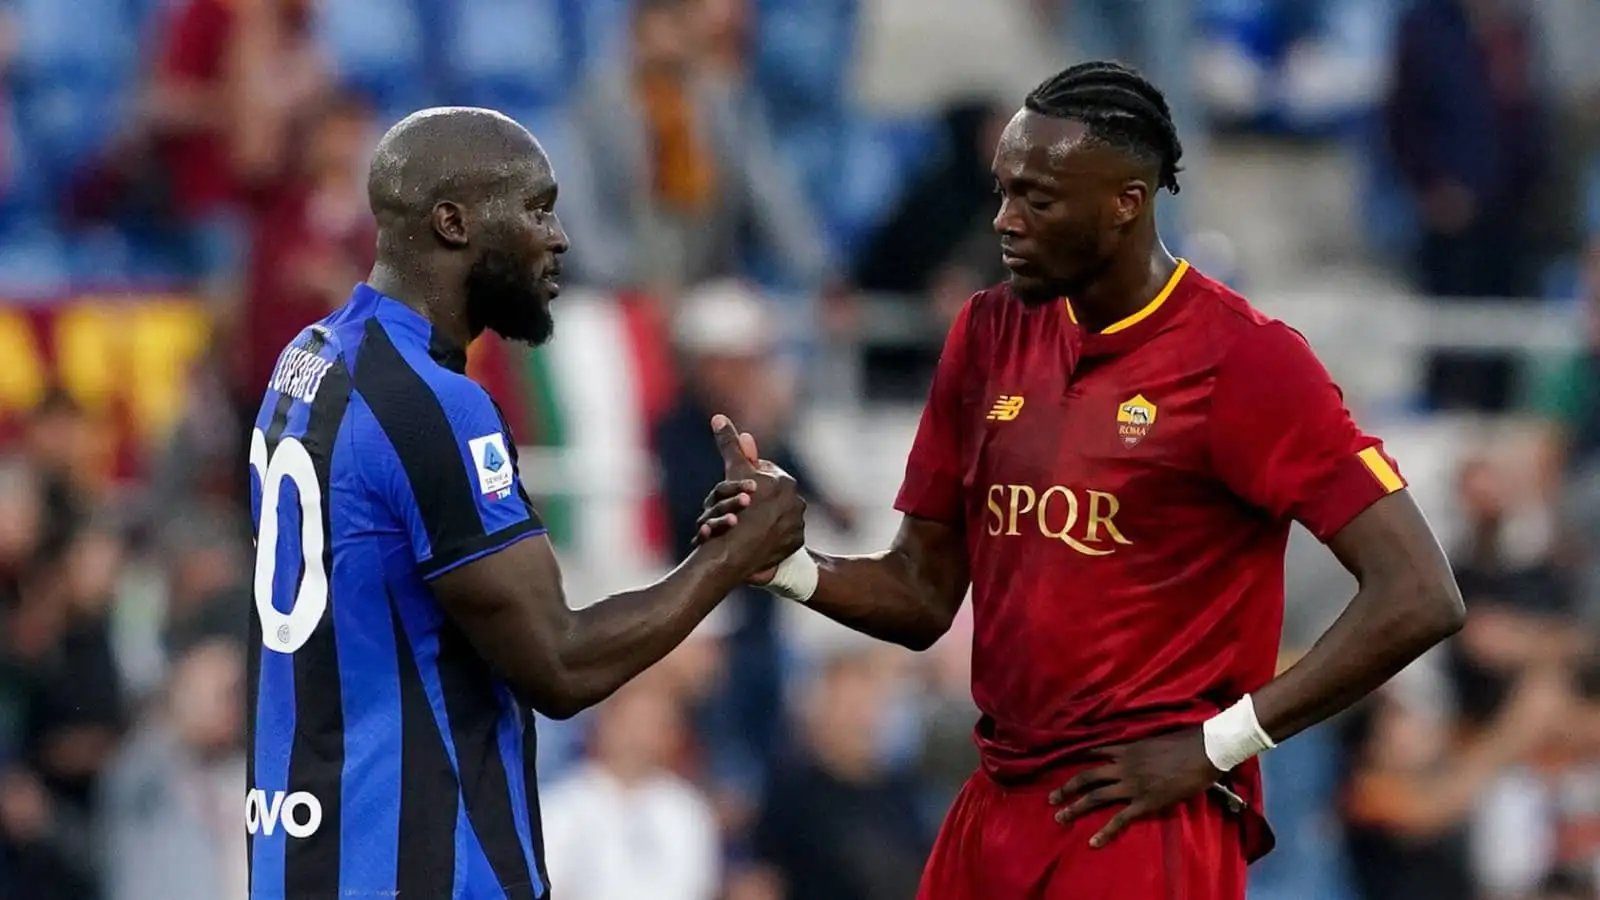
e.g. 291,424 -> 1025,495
1112,179 -> 1148,228
431,201 -> 470,248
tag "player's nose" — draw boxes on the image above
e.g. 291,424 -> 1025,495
548,213 -> 570,255
993,197 -> 1023,237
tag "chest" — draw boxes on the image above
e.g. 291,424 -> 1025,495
959,325 -> 1223,549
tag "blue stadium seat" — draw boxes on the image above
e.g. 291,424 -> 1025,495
441,0 -> 578,112
753,0 -> 856,117
828,116 -> 937,255
569,0 -> 630,75
0,225 -> 71,296
12,0 -> 139,83
318,0 -> 433,119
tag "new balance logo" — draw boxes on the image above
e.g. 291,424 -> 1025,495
987,395 -> 1025,422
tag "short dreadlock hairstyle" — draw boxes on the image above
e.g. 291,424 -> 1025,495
1024,61 -> 1183,195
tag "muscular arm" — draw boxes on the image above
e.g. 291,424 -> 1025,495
803,515 -> 971,651
430,536 -> 744,720
1252,490 -> 1464,743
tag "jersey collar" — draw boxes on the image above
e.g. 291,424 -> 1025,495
353,283 -> 469,374
1068,259 -> 1191,359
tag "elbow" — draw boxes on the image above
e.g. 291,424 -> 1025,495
1395,572 -> 1466,649
898,607 -> 958,653
523,673 -> 606,722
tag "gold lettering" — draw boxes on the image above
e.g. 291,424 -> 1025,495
986,484 -> 1005,536
0,310 -> 44,414
1006,484 -> 1035,536
54,301 -> 119,415
127,299 -> 209,445
1036,485 -> 1079,541
1085,490 -> 1132,545
984,482 -> 1129,557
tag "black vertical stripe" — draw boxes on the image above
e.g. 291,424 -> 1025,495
524,724 -> 550,897
283,351 -> 350,899
354,319 -> 491,576
437,624 -> 537,899
248,365 -> 304,895
389,586 -> 460,897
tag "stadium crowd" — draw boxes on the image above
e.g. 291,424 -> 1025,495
1,0 -> 1600,898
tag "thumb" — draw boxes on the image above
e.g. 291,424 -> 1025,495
711,415 -> 755,475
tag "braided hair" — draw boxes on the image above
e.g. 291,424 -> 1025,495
1024,61 -> 1184,195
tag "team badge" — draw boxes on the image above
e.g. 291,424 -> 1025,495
1116,394 -> 1157,447
469,433 -> 514,498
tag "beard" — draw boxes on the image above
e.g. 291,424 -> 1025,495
464,246 -> 555,346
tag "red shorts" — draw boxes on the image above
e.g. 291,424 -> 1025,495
916,769 -> 1248,900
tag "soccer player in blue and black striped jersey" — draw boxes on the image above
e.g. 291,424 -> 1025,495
245,107 -> 806,900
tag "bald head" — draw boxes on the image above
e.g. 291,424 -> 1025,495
367,106 -> 550,227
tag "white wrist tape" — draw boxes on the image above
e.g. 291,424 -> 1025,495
1202,694 -> 1277,772
762,549 -> 818,603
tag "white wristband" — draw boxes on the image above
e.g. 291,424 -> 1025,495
1202,694 -> 1277,772
761,549 -> 818,603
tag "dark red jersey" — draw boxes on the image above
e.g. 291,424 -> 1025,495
895,261 -> 1406,860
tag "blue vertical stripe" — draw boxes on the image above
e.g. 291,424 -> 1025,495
251,650 -> 296,898
497,704 -> 542,894
330,531 -> 402,886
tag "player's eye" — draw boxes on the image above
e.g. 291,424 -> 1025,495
1026,194 -> 1054,212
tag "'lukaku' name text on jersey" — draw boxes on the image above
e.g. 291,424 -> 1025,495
248,284 -> 550,900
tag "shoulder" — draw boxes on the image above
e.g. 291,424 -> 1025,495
1179,271 -> 1316,374
352,335 -> 500,428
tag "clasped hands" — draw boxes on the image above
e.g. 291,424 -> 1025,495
696,415 -> 806,583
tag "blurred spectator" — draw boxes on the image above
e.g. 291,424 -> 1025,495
1340,666 -> 1571,900
80,0 -> 331,279
563,0 -> 831,295
913,606 -> 979,814
747,641 -> 932,900
1386,0 -> 1551,411
0,513 -> 128,900
653,280 -> 855,817
156,507 -> 249,661
541,673 -> 721,900
99,637 -> 247,900
234,91 -> 377,406
851,99 -> 1009,323
21,389 -> 102,551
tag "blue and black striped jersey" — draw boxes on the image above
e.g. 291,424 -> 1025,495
246,283 -> 549,899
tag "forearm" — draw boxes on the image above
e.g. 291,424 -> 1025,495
548,549 -> 742,715
806,548 -> 960,651
1253,577 -> 1463,743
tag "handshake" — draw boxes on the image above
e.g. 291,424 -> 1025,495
692,414 -> 813,594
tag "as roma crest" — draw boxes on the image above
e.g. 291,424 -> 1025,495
1116,394 -> 1157,447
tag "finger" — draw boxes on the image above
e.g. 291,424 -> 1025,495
1047,766 -> 1120,806
1090,805 -> 1144,848
712,415 -> 756,475
701,480 -> 758,510
738,431 -> 759,465
1054,785 -> 1130,825
697,499 -> 752,534
696,514 -> 738,540
697,495 -> 752,528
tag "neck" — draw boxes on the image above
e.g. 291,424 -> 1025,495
367,259 -> 474,348
1070,235 -> 1178,333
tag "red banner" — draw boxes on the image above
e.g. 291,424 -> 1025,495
0,295 -> 211,481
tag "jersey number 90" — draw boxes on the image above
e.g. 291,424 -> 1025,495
249,428 -> 329,654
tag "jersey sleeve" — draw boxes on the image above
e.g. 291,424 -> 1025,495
894,298 -> 975,524
1208,321 -> 1406,543
367,375 -> 546,580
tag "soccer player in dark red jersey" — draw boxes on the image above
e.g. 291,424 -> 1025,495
694,62 -> 1464,899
